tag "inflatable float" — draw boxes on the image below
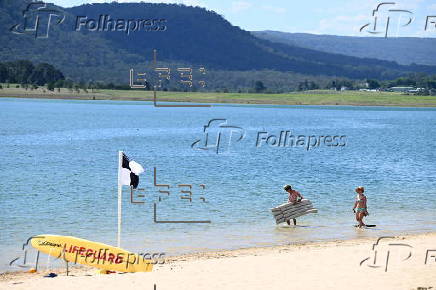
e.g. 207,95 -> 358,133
271,199 -> 317,224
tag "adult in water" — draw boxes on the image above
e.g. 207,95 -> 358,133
352,186 -> 368,228
284,185 -> 303,226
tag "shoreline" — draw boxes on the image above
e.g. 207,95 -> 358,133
2,231 -> 436,289
2,91 -> 436,107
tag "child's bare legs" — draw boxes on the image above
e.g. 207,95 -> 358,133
356,212 -> 365,227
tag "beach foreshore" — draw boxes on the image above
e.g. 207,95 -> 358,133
1,232 -> 435,290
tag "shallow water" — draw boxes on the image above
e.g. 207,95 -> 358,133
0,98 -> 435,272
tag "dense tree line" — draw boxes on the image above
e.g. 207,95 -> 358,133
2,60 -> 435,95
0,60 -> 64,86
331,74 -> 436,91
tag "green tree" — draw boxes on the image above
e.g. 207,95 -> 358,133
0,63 -> 7,82
366,79 -> 380,89
29,63 -> 64,85
254,81 -> 266,93
54,80 -> 64,89
308,81 -> 319,90
6,60 -> 34,83
64,80 -> 73,89
47,82 -> 55,91
74,84 -> 80,93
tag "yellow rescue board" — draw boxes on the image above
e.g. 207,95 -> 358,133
30,235 -> 153,273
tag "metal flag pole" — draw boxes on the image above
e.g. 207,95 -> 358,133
117,151 -> 123,248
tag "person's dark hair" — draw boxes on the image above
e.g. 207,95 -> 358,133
283,185 -> 292,191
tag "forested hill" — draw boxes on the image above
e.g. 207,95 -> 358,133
253,31 -> 436,66
1,0 -> 436,83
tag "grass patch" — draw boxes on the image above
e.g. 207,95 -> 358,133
1,87 -> 436,107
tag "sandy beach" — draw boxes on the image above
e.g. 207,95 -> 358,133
1,232 -> 435,290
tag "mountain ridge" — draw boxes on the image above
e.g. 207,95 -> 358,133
253,30 -> 436,66
1,0 -> 435,85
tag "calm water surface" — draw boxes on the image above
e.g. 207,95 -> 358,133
0,98 -> 435,272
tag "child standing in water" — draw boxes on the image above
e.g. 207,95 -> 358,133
352,186 -> 368,228
284,185 -> 303,226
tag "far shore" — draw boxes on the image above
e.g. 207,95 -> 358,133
1,88 -> 436,107
1,232 -> 436,290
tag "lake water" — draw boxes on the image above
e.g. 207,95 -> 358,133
1,97 -> 436,272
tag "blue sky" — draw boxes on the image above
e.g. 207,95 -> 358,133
50,0 -> 436,37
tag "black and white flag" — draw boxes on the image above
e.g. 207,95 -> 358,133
119,152 -> 144,189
